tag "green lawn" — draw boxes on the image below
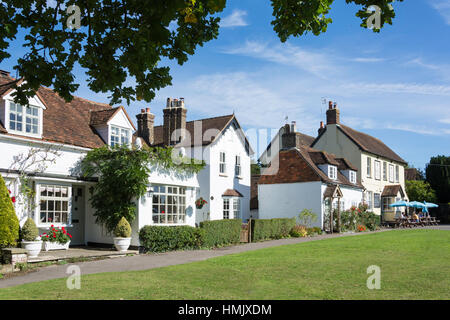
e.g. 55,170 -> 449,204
1,229 -> 449,300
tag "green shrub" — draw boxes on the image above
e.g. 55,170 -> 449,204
290,225 -> 307,237
139,225 -> 205,253
251,218 -> 296,242
0,176 -> 20,248
298,209 -> 318,228
21,218 -> 39,241
199,219 -> 242,248
114,217 -> 132,238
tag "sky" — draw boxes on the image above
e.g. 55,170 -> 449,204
1,0 -> 450,169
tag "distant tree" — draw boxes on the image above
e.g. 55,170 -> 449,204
1,0 -> 403,105
426,156 -> 450,203
405,180 -> 437,203
251,160 -> 262,175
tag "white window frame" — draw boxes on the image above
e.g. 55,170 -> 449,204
151,185 -> 186,225
37,183 -> 72,227
367,191 -> 373,210
223,198 -> 230,219
233,198 -> 241,219
8,101 -> 41,137
110,125 -> 130,147
395,165 -> 400,183
328,165 -> 337,180
374,160 -> 381,180
235,155 -> 241,177
349,170 -> 357,184
389,164 -> 394,183
367,157 -> 372,178
219,152 -> 227,175
383,162 -> 387,181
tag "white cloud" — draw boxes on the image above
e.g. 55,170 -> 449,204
223,41 -> 338,78
341,82 -> 450,96
430,0 -> 450,25
220,9 -> 249,28
352,57 -> 386,63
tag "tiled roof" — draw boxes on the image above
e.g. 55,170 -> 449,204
312,124 -> 406,164
152,114 -> 236,147
223,189 -> 243,197
335,158 -> 358,171
405,168 -> 421,181
0,74 -> 124,149
259,146 -> 363,188
381,185 -> 405,197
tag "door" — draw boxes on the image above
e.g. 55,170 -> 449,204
69,185 -> 85,245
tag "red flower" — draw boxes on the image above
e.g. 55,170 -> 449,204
11,196 -> 16,203
69,234 -> 72,238
8,189 -> 11,194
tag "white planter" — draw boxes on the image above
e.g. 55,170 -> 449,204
22,240 -> 43,258
114,237 -> 131,252
43,241 -> 71,251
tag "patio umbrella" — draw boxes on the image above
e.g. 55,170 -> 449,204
389,200 -> 409,207
406,201 -> 426,208
422,202 -> 439,215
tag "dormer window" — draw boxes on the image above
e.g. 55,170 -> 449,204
110,126 -> 130,147
9,102 -> 40,135
349,170 -> 357,184
328,165 -> 337,180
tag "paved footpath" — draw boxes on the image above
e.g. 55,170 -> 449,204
0,226 -> 448,289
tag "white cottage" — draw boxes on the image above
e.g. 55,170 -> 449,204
0,71 -> 252,247
256,139 -> 364,230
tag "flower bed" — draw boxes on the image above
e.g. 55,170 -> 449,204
40,225 -> 72,251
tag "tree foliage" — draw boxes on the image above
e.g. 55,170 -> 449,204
1,0 -> 403,105
81,144 -> 204,233
425,155 -> 450,203
0,175 -> 20,248
406,180 -> 437,203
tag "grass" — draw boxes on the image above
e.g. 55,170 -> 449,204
0,229 -> 449,300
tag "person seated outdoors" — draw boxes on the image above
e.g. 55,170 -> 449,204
395,210 -> 405,220
412,212 -> 420,223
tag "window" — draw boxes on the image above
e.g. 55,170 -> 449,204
374,193 -> 381,208
389,164 -> 394,183
233,198 -> 241,219
367,191 -> 373,210
328,166 -> 337,180
110,126 -> 130,147
9,102 -> 39,135
374,160 -> 381,180
383,162 -> 387,181
382,197 -> 395,213
395,165 -> 399,183
235,155 -> 241,177
367,157 -> 372,178
152,185 -> 186,224
219,152 -> 226,174
349,171 -> 357,184
223,198 -> 230,219
39,184 -> 70,224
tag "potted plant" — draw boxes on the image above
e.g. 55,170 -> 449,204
195,197 -> 207,209
21,218 -> 42,258
41,225 -> 72,251
113,217 -> 132,252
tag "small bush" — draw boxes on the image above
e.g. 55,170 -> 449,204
251,218 -> 296,242
21,218 -> 39,241
139,225 -> 204,253
200,219 -> 241,248
0,176 -> 20,248
114,217 -> 132,238
298,209 -> 318,228
290,225 -> 307,238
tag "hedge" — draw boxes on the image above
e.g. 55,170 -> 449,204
199,219 -> 242,248
251,218 -> 296,242
0,176 -> 19,248
139,225 -> 205,253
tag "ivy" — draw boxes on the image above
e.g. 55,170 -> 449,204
81,145 -> 204,233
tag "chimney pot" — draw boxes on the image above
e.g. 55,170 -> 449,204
146,108 -> 150,113
328,101 -> 333,110
141,109 -> 145,113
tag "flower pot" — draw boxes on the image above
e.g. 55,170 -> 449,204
114,237 -> 131,252
43,241 -> 70,251
21,240 -> 43,258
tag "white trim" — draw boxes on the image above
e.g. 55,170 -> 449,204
0,132 -> 92,152
34,181 -> 73,228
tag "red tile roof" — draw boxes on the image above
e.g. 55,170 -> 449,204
0,74 -> 131,149
223,189 -> 243,197
381,185 -> 405,197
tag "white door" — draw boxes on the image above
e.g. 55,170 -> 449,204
69,185 -> 85,245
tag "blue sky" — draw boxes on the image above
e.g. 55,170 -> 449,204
2,0 -> 450,169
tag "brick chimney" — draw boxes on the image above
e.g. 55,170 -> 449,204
281,122 -> 301,149
136,107 -> 155,145
326,101 -> 340,125
163,97 -> 187,146
318,121 -> 325,135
